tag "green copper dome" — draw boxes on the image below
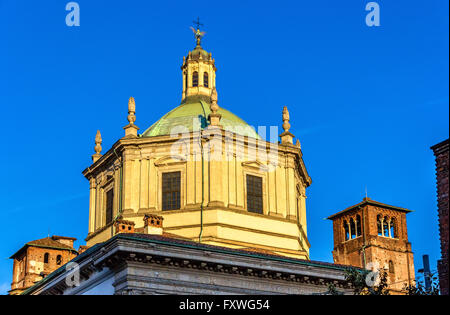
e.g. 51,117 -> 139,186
142,96 -> 260,139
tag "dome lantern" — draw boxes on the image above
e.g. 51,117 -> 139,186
181,20 -> 216,102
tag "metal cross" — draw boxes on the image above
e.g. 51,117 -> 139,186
193,17 -> 204,30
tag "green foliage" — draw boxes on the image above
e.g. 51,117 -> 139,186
403,274 -> 440,295
326,283 -> 344,295
329,267 -> 441,295
345,267 -> 390,295
327,267 -> 390,295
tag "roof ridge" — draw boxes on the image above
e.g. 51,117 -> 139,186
327,198 -> 412,220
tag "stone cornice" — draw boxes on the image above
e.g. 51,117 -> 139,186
26,234 -> 355,295
82,129 -> 311,178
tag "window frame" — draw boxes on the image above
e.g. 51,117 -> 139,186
343,220 -> 350,241
203,72 -> 209,88
246,174 -> 264,214
44,253 -> 49,264
192,71 -> 199,87
242,166 -> 268,216
99,173 -> 115,228
161,171 -> 182,211
155,157 -> 186,212
105,188 -> 114,225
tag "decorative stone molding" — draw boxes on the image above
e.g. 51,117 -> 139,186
154,155 -> 187,167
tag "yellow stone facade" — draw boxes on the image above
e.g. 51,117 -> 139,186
83,31 -> 312,259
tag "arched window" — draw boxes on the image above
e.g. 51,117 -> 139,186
388,260 -> 395,274
390,218 -> 396,238
44,253 -> 49,264
56,255 -> 62,265
192,72 -> 199,87
377,215 -> 383,236
356,215 -> 362,237
383,216 -> 389,237
343,220 -> 349,241
350,218 -> 356,239
203,72 -> 209,88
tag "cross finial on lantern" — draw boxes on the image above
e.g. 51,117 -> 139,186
190,17 -> 206,47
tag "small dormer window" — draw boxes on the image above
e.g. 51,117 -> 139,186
193,72 -> 199,87
203,72 -> 209,88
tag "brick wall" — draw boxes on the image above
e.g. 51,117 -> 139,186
330,202 -> 415,292
10,246 -> 77,293
431,139 -> 449,295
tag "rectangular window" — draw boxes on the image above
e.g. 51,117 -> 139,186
162,172 -> 181,211
105,189 -> 114,224
247,175 -> 263,214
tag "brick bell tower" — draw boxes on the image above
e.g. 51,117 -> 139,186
327,197 -> 415,293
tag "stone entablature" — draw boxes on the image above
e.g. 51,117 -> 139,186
23,234 -> 355,295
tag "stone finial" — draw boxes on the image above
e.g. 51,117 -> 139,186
127,97 -> 136,125
92,130 -> 103,163
280,106 -> 295,145
123,97 -> 139,138
210,88 -> 219,113
208,88 -> 222,127
282,106 -> 291,133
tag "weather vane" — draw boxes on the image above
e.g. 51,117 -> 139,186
190,17 -> 206,46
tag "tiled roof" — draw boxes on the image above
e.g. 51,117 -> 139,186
10,237 -> 76,259
22,232 -> 359,295
120,233 -> 352,270
27,238 -> 75,250
51,235 -> 77,241
327,197 -> 412,220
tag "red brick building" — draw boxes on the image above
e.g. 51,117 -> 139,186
431,139 -> 449,295
9,236 -> 78,295
328,198 -> 415,293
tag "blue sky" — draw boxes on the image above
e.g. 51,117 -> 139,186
0,0 -> 448,294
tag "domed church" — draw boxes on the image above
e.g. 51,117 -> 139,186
83,25 -> 312,260
10,24 -> 417,296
